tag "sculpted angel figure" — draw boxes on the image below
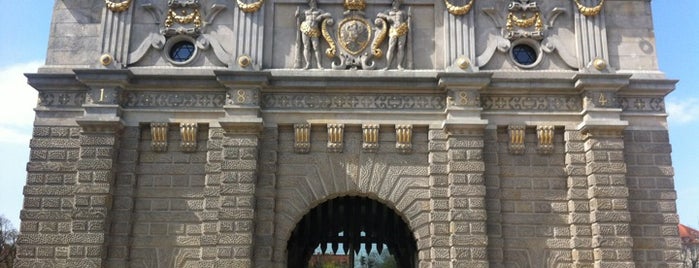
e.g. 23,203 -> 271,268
296,0 -> 332,69
377,0 -> 410,70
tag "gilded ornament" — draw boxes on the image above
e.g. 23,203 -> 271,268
389,23 -> 409,38
372,19 -> 388,58
99,54 -> 114,66
344,0 -> 367,11
362,124 -> 380,152
327,124 -> 344,152
445,0 -> 475,16
238,55 -> 252,68
165,9 -> 202,29
592,58 -> 607,71
300,21 -> 321,37
457,56 -> 470,70
574,0 -> 604,17
105,0 -> 132,13
294,123 -> 311,153
150,123 -> 169,152
508,125 -> 525,155
338,16 -> 372,56
536,125 -> 554,154
321,19 -> 336,58
180,123 -> 198,153
395,125 -> 412,154
237,0 -> 264,13
507,12 -> 542,31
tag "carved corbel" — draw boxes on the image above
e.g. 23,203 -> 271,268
151,122 -> 169,152
536,125 -> 554,154
327,124 -> 344,153
180,123 -> 198,152
362,124 -> 380,152
294,123 -> 311,154
508,125 -> 526,155
396,125 -> 413,154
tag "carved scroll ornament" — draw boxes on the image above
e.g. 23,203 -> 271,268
573,0 -> 604,17
105,0 -> 132,13
445,0 -> 475,16
237,0 -> 264,13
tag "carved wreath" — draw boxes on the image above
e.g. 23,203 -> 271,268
445,0 -> 474,16
105,0 -> 132,13
237,0 -> 264,13
573,0 -> 604,17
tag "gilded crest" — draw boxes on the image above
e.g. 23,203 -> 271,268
338,16 -> 372,56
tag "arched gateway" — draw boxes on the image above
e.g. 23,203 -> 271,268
16,0 -> 684,267
287,196 -> 417,268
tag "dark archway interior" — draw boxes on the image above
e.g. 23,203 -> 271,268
287,196 -> 417,268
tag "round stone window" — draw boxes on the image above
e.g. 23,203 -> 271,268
169,41 -> 195,62
164,36 -> 198,65
509,39 -> 542,69
512,44 -> 537,66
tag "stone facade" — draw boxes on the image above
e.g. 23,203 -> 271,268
17,0 -> 682,267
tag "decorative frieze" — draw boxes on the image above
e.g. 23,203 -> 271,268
150,122 -> 169,152
481,95 -> 582,112
327,124 -> 344,153
294,123 -> 311,154
180,123 -> 198,152
38,92 -> 86,107
618,97 -> 665,113
362,124 -> 380,152
124,92 -> 226,108
395,125 -> 413,154
508,125 -> 526,155
263,94 -> 445,111
536,125 -> 554,154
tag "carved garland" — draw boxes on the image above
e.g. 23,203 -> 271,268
165,9 -> 202,29
237,0 -> 264,13
445,0 -> 475,16
573,0 -> 604,17
507,12 -> 543,31
105,0 -> 132,13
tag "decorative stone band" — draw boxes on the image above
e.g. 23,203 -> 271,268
294,123 -> 311,154
396,125 -> 413,154
150,122 -> 169,152
327,124 -> 344,153
35,91 -> 664,114
263,93 -> 446,111
362,124 -> 380,152
508,125 -> 526,155
180,123 -> 198,152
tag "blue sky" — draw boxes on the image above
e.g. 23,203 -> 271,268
0,1 -> 698,230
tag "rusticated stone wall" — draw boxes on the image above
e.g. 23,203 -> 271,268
625,130 -> 683,267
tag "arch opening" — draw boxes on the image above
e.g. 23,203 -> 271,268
286,196 -> 417,268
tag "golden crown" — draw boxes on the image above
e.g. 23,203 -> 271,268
344,0 -> 366,11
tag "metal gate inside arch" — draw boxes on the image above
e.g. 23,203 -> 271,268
287,196 -> 417,268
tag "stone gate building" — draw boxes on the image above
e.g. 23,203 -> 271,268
17,0 -> 683,267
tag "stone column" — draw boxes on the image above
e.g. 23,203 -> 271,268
576,74 -> 635,268
73,69 -> 130,267
214,70 -> 268,267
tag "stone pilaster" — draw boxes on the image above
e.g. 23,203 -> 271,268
576,73 -> 634,268
446,128 -> 489,268
574,0 -> 609,69
565,130 -> 594,268
425,128 -> 451,268
436,72 -> 491,268
254,127 -> 279,267
106,127 -> 140,267
213,70 -> 267,266
72,69 -> 129,267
